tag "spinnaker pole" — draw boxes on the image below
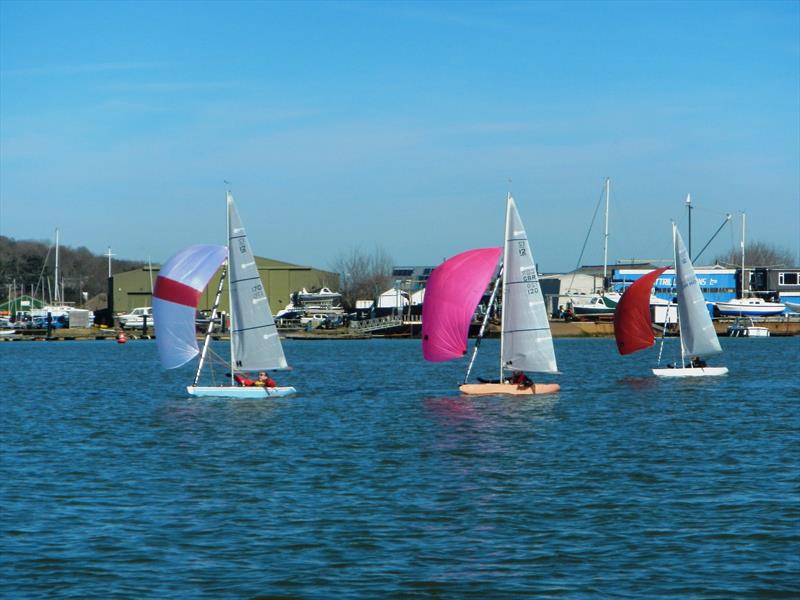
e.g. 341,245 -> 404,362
463,267 -> 503,384
193,264 -> 227,387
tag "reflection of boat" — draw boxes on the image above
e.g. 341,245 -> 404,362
652,225 -> 727,377
422,194 -> 560,396
727,317 -> 769,337
715,297 -> 786,317
153,192 -> 296,399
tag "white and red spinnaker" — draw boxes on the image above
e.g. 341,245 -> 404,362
153,244 -> 227,369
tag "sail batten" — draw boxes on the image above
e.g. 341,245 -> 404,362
227,192 -> 289,371
500,195 -> 558,374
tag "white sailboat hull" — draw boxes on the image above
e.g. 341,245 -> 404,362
652,366 -> 728,378
187,385 -> 297,398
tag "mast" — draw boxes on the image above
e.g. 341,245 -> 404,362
741,212 -> 747,297
105,247 -> 115,278
463,267 -> 503,384
673,223 -> 685,368
499,193 -> 512,381
227,191 -> 235,378
685,193 -> 693,260
603,177 -> 610,287
193,264 -> 227,387
54,228 -> 60,304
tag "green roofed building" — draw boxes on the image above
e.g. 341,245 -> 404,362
111,257 -> 339,316
0,295 -> 46,315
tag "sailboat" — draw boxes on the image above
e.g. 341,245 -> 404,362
153,192 -> 296,398
651,224 -> 728,377
570,177 -> 618,316
714,213 -> 786,317
422,194 -> 560,395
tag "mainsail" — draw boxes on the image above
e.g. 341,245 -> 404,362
500,195 -> 558,374
422,247 -> 502,362
614,267 -> 668,355
674,226 -> 722,357
153,244 -> 227,369
227,192 -> 288,371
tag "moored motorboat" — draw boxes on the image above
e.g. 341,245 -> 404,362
715,297 -> 786,317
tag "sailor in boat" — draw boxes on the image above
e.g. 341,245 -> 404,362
508,370 -> 534,388
232,372 -> 278,387
688,356 -> 707,369
255,371 -> 277,388
667,356 -> 708,369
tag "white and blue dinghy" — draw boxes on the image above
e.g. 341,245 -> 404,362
152,192 -> 296,398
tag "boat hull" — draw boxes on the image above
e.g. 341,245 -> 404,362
728,326 -> 769,337
652,367 -> 728,377
715,302 -> 786,316
459,382 -> 561,396
187,385 -> 297,398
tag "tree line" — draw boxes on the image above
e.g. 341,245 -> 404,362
0,236 -> 146,305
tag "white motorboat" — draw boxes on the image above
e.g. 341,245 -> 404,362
715,297 -> 786,317
118,306 -> 155,328
727,317 -> 770,337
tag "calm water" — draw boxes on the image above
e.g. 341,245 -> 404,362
1,336 -> 798,598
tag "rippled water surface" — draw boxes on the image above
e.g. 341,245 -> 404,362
2,337 -> 799,598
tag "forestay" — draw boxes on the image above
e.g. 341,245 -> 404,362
674,226 -> 721,357
227,192 -> 288,371
500,195 -> 558,374
153,244 -> 228,369
422,247 -> 502,362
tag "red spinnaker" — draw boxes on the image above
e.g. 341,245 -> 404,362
614,267 -> 669,355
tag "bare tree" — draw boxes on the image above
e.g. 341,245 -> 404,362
330,246 -> 394,311
713,241 -> 796,269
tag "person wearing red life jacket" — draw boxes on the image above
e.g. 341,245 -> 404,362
255,371 -> 277,388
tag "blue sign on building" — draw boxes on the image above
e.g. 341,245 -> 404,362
612,269 -> 737,303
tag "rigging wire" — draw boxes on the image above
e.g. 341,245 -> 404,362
566,181 -> 606,295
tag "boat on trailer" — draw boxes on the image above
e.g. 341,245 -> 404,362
421,194 -> 560,396
153,192 -> 296,399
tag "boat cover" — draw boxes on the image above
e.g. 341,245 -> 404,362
153,244 -> 227,369
614,267 -> 668,355
422,247 -> 502,362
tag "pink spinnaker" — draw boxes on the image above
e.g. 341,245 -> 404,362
422,247 -> 502,362
153,244 -> 227,369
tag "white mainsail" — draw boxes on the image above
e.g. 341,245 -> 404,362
674,225 -> 722,357
500,194 -> 558,374
227,192 -> 289,371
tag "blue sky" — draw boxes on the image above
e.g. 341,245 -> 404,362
1,0 -> 798,274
